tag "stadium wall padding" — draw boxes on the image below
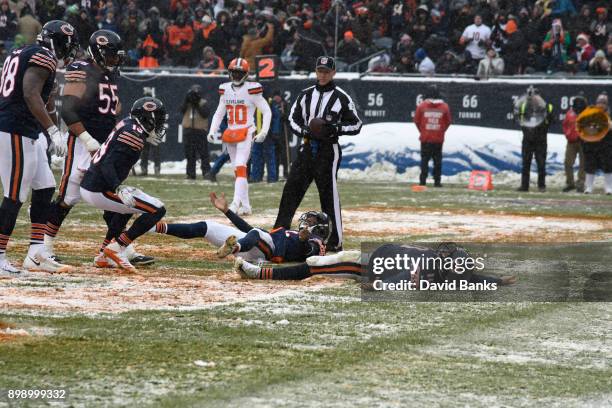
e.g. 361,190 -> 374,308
61,72 -> 611,162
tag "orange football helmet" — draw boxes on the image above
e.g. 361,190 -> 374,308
228,58 -> 249,86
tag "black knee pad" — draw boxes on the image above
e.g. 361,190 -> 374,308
31,188 -> 54,208
30,188 -> 55,223
1,197 -> 22,215
194,221 -> 207,237
153,206 -> 166,222
0,197 -> 22,231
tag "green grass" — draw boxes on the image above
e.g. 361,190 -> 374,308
1,174 -> 611,407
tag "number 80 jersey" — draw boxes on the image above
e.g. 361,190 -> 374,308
64,59 -> 119,144
0,44 -> 57,139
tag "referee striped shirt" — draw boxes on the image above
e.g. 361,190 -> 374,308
288,81 -> 362,142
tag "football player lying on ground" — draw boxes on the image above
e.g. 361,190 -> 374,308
233,243 -> 517,286
151,192 -> 329,263
79,97 -> 168,271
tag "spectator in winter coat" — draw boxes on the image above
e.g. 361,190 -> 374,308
197,46 -> 225,72
139,35 -> 160,69
194,14 -> 227,57
435,50 -> 460,74
460,14 -> 491,61
414,85 -> 452,187
166,16 -> 194,66
562,95 -> 587,192
0,1 -> 17,44
351,7 -> 373,47
524,43 -> 546,73
477,47 -> 504,78
588,50 -> 611,76
393,52 -> 417,73
542,19 -> 571,73
574,33 -> 595,71
337,31 -> 363,64
416,48 -> 435,75
590,8 -> 612,50
100,10 -> 119,33
502,19 -> 527,75
240,22 -> 274,69
17,6 -> 41,44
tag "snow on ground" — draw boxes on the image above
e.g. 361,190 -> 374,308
115,124 -> 606,188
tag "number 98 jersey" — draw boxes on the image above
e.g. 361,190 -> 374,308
64,59 -> 119,143
0,45 -> 57,139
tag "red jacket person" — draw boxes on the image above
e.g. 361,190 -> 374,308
414,85 -> 452,186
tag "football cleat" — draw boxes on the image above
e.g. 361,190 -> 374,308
124,244 -> 155,266
103,242 -> 136,272
233,256 -> 260,279
237,205 -> 252,216
217,235 -> 238,258
23,251 -> 72,273
0,258 -> 21,274
93,253 -> 116,268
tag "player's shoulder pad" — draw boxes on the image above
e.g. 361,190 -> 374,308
64,60 -> 90,82
27,45 -> 57,72
218,82 -> 229,95
116,120 -> 145,151
247,81 -> 263,95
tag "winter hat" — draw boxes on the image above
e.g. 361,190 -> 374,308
576,33 -> 589,43
344,31 -> 354,40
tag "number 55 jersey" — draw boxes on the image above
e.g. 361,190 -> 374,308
64,58 -> 119,144
57,59 -> 119,206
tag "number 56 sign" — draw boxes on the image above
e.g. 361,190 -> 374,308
255,55 -> 279,81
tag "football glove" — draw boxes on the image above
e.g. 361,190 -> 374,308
116,185 -> 137,208
207,133 -> 216,143
78,131 -> 101,153
253,131 -> 267,143
47,125 -> 66,157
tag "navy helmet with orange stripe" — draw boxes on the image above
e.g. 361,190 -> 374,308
89,30 -> 125,74
298,211 -> 331,243
228,58 -> 249,86
130,97 -> 168,146
37,20 -> 78,63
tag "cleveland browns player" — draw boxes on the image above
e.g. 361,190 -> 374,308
152,192 -> 328,264
207,58 -> 271,215
79,97 -> 168,272
42,30 -> 153,268
0,20 -> 77,274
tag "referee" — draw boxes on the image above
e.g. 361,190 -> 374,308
273,56 -> 362,252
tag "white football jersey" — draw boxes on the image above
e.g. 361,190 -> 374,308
209,81 -> 271,135
461,24 -> 491,59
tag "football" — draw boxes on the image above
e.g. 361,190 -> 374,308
308,117 -> 329,139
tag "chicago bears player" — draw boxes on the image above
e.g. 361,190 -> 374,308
79,97 -> 168,271
42,30 -> 152,268
207,58 -> 271,215
0,20 -> 77,274
152,192 -> 327,264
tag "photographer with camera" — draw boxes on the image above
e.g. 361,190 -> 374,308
459,14 -> 491,63
181,85 -> 211,180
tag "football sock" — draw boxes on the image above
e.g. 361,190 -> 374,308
0,198 -> 22,256
124,207 -> 166,244
155,221 -> 207,239
28,188 -> 54,256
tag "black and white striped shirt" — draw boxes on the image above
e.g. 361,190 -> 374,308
288,81 -> 362,142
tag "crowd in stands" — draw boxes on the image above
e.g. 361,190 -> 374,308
0,0 -> 610,76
